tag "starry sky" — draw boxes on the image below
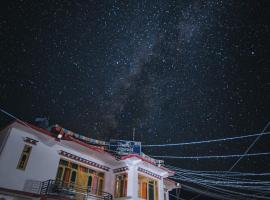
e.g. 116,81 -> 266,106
0,1 -> 270,199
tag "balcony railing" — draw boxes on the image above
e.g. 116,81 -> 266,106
40,179 -> 112,200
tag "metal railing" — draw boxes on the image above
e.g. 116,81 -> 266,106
40,179 -> 112,200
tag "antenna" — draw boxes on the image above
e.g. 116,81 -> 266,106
133,128 -> 136,141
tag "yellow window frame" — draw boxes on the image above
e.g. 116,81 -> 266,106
17,144 -> 32,170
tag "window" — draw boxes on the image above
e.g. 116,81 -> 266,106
148,181 -> 154,200
114,174 -> 128,198
59,159 -> 68,166
70,170 -> 77,183
71,163 -> 78,169
97,172 -> 104,195
138,175 -> 159,200
98,178 -> 104,195
17,144 -> 32,170
57,159 -> 71,183
98,172 -> 104,178
56,158 -> 105,196
88,176 -> 93,187
56,167 -> 63,180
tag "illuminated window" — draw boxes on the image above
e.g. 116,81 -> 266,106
17,144 -> 32,170
114,173 -> 128,198
55,159 -> 105,196
138,175 -> 159,200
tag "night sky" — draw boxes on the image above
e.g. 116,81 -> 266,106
0,1 -> 270,199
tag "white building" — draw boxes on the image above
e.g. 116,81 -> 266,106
0,121 -> 180,200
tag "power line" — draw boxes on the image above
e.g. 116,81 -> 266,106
151,151 -> 270,159
169,167 -> 270,199
180,174 -> 270,200
2,107 -> 270,199
190,120 -> 270,200
166,167 -> 270,193
0,108 -> 32,128
229,121 -> 270,171
169,193 -> 186,200
165,164 -> 259,174
165,165 -> 270,177
142,131 -> 270,147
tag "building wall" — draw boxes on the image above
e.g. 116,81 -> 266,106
127,165 -> 139,199
104,168 -> 115,197
0,127 -> 60,191
124,162 -> 165,200
0,126 -> 115,196
0,127 -> 10,155
165,191 -> 169,200
159,178 -> 165,200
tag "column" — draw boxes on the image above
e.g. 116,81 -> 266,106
127,165 -> 139,200
159,178 -> 165,200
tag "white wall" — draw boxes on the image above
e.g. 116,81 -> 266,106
0,127 -> 10,155
0,126 -> 116,196
104,169 -> 115,197
127,165 -> 139,200
158,178 -> 165,200
165,191 -> 169,200
124,160 -> 166,200
0,128 -> 60,191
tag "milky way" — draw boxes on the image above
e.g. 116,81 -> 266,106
0,1 -> 270,198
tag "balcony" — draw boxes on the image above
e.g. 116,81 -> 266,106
40,180 -> 112,200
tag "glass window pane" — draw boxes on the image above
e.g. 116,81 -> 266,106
56,167 -> 63,180
138,175 -> 159,200
88,176 -> 93,187
71,163 -> 78,169
148,184 -> 154,200
71,171 -> 77,183
17,145 -> 32,170
98,179 -> 104,195
59,159 -> 68,166
115,174 -> 128,198
98,172 -> 104,178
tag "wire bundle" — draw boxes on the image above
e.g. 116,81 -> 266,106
166,164 -> 270,200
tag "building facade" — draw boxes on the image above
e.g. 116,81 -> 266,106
0,121 -> 180,200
